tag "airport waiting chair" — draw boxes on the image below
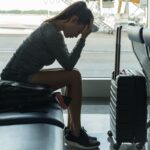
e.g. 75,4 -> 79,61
0,81 -> 65,150
127,25 -> 150,129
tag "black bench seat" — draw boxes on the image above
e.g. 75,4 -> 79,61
0,80 -> 65,150
0,102 -> 64,150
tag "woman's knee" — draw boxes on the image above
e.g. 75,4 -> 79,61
66,69 -> 82,85
71,69 -> 82,82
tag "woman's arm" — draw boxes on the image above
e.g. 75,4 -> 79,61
42,22 -> 93,70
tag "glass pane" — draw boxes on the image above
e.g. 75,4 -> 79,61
0,0 -> 147,78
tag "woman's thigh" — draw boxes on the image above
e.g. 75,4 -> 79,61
28,68 -> 80,90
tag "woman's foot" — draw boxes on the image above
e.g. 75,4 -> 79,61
64,126 -> 97,140
64,127 -> 100,149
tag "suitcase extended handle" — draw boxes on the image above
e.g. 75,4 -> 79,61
114,26 -> 122,79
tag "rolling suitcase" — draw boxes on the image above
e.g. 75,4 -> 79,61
107,26 -> 147,150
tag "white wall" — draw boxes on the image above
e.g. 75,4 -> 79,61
82,78 -> 110,98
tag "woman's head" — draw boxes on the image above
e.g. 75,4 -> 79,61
45,1 -> 94,38
51,1 -> 93,26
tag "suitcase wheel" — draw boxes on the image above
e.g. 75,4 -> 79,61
107,130 -> 113,137
113,142 -> 121,150
136,143 -> 145,150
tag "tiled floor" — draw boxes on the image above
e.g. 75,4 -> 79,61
63,99 -> 150,150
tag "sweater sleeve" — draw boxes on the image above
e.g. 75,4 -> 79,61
42,23 -> 85,70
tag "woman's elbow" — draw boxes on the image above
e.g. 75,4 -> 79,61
64,66 -> 73,71
63,64 -> 74,71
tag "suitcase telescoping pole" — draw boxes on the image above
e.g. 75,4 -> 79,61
114,26 -> 122,79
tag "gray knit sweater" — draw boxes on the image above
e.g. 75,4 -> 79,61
1,22 -> 85,80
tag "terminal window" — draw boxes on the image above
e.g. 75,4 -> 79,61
0,0 -> 147,78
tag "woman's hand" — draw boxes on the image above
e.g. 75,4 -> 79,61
81,19 -> 93,39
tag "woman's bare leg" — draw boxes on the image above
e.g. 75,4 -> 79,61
64,87 -> 73,130
29,68 -> 82,136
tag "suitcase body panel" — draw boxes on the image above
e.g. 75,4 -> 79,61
110,73 -> 147,143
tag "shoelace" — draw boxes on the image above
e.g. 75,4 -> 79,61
81,127 -> 87,133
80,127 -> 89,137
80,127 -> 97,139
65,126 -> 89,138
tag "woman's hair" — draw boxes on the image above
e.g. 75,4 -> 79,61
44,1 -> 93,25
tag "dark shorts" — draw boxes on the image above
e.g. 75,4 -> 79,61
1,71 -> 32,83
